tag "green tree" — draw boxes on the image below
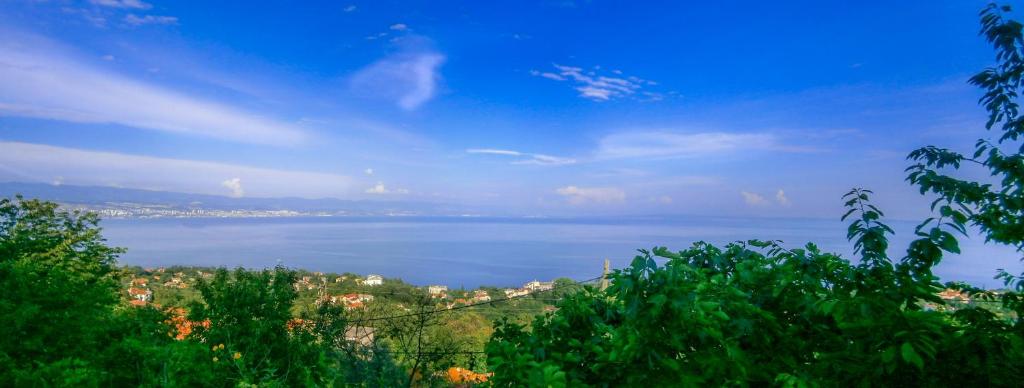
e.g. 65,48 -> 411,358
187,267 -> 339,386
0,196 -> 124,384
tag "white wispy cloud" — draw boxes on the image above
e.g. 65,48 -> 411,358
343,5 -> 357,12
221,178 -> 244,198
351,50 -> 445,110
741,191 -> 768,206
0,32 -> 308,145
466,148 -> 576,166
532,64 -> 657,101
595,131 -> 783,160
364,168 -> 374,175
365,182 -> 408,195
555,186 -> 626,205
775,189 -> 790,206
390,23 -> 409,31
90,0 -> 151,9
124,14 -> 178,26
0,142 -> 353,198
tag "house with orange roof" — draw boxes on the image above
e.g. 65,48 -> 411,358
330,293 -> 374,307
938,289 -> 971,303
128,287 -> 152,302
472,290 -> 491,302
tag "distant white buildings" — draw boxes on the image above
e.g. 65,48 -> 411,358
524,280 -> 554,292
502,280 -> 555,299
364,274 -> 383,286
472,290 -> 491,302
504,288 -> 530,298
428,285 -> 448,296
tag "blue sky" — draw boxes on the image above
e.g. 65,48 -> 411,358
0,0 -> 1002,218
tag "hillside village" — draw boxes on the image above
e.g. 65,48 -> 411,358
112,265 -> 573,385
120,265 -> 1018,327
122,266 -> 563,311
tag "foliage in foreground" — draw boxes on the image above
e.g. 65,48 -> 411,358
0,196 -> 408,386
486,4 -> 1024,387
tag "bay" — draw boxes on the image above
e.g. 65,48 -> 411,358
100,216 -> 1020,288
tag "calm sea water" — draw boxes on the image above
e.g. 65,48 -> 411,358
100,216 -> 1020,288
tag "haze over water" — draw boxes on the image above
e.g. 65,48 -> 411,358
102,216 -> 1018,288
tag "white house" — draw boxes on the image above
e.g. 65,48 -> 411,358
504,288 -> 530,298
345,326 -> 376,347
472,290 -> 491,302
523,280 -> 554,292
364,274 -> 383,286
128,287 -> 152,302
427,285 -> 448,295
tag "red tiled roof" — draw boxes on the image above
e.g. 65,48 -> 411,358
128,287 -> 151,296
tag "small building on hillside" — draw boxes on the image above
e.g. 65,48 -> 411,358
504,288 -> 529,298
128,287 -> 152,302
428,285 -> 448,297
472,290 -> 491,302
938,289 -> 971,303
164,275 -> 188,289
524,280 -> 554,292
364,274 -> 384,286
345,326 -> 376,347
332,293 -> 374,304
327,293 -> 374,310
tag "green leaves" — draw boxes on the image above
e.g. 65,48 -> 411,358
906,1 -> 1024,343
900,342 -> 923,370
489,160 -> 1023,387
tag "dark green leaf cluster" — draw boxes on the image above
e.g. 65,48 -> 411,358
487,210 -> 1022,386
907,1 -> 1024,326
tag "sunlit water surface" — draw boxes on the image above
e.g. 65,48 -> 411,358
101,216 -> 1019,288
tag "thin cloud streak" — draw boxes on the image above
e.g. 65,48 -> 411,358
466,148 -> 576,165
0,141 -> 353,198
89,0 -> 151,9
555,185 -> 626,205
124,14 -> 178,26
595,131 -> 805,160
0,32 -> 308,146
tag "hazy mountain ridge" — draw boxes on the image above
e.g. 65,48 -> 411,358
0,181 -> 471,216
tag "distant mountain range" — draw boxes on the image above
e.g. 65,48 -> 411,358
0,181 -> 473,217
